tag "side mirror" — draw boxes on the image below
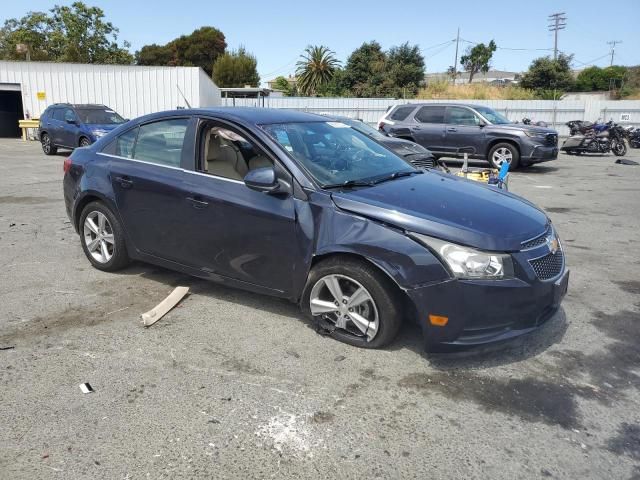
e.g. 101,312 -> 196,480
478,120 -> 487,127
66,118 -> 77,124
244,167 -> 280,193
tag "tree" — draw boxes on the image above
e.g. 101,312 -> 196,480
446,66 -> 458,83
575,65 -> 627,91
460,40 -> 497,83
342,41 -> 388,97
0,2 -> 132,64
295,45 -> 340,96
386,42 -> 425,97
520,53 -> 574,92
136,26 -> 226,76
272,76 -> 296,96
212,46 -> 259,87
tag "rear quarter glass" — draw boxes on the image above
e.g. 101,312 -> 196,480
389,105 -> 417,121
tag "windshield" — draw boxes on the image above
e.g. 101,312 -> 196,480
475,106 -> 511,125
338,118 -> 388,140
75,108 -> 125,125
261,121 -> 415,187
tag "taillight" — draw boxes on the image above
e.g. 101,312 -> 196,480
63,157 -> 72,173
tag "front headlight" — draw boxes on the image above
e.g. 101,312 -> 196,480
411,233 -> 513,279
524,130 -> 547,140
93,130 -> 108,138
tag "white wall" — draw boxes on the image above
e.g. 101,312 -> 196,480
0,61 -> 221,119
224,96 -> 640,136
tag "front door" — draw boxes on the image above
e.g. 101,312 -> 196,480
60,108 -> 79,147
442,106 -> 486,156
108,117 -> 194,263
181,120 -> 297,294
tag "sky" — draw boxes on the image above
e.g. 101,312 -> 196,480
4,0 -> 640,85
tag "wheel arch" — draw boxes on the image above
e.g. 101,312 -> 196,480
78,135 -> 91,146
486,138 -> 520,158
73,191 -> 118,233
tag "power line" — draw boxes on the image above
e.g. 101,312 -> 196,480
259,56 -> 299,79
572,53 -> 611,67
607,40 -> 622,66
548,12 -> 567,60
459,38 -> 552,51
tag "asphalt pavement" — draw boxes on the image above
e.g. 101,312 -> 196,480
1,139 -> 639,479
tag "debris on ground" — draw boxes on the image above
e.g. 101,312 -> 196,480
140,286 -> 189,327
79,383 -> 94,394
615,158 -> 639,165
0,346 -> 15,351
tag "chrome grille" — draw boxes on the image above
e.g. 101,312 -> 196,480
521,226 -> 551,250
529,250 -> 564,280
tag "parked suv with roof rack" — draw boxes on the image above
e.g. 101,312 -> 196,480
39,103 -> 126,155
378,103 -> 559,169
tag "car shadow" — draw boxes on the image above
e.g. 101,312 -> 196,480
519,164 -> 560,174
118,263 -> 567,368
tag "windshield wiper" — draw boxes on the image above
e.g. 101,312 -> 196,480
370,170 -> 422,185
321,179 -> 374,189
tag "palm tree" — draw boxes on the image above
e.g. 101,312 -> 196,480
295,45 -> 340,96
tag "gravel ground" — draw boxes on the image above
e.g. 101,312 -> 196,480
1,139 -> 639,479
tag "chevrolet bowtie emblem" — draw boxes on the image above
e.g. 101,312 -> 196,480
547,237 -> 559,254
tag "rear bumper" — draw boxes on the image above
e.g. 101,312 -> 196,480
406,269 -> 569,351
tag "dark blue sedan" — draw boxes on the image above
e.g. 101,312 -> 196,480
63,108 -> 569,350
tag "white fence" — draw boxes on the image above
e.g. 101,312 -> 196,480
223,97 -> 640,136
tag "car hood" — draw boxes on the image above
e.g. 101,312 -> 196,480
331,171 -> 548,251
490,123 -> 557,135
379,137 -> 433,157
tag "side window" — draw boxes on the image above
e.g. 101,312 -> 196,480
201,125 -> 272,181
52,109 -> 65,121
133,118 -> 189,167
415,106 -> 446,124
63,109 -> 76,123
389,105 -> 416,121
446,107 -> 480,126
115,128 -> 138,158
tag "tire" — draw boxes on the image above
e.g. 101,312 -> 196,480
612,139 -> 627,156
79,201 -> 130,271
79,137 -> 92,148
488,142 -> 520,170
41,133 -> 57,155
302,256 -> 403,349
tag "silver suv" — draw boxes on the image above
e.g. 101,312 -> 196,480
378,103 -> 559,169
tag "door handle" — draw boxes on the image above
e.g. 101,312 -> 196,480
186,196 -> 209,209
411,126 -> 421,131
447,127 -> 457,132
114,176 -> 133,189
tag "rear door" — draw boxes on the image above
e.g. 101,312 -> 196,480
105,116 -> 195,263
412,105 -> 446,152
50,108 -> 65,145
60,108 -> 80,147
442,106 -> 486,156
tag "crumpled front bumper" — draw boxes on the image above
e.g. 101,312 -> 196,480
406,268 -> 569,351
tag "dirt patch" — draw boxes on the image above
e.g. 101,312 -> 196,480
221,357 -> 264,376
607,423 -> 640,461
397,372 -> 581,429
614,281 -> 640,295
0,196 -> 54,205
311,411 -> 335,424
544,207 -> 573,213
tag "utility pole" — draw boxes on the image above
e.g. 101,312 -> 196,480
607,40 -> 622,66
452,27 -> 460,85
548,12 -> 567,60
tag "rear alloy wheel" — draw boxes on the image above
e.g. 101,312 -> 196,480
488,143 -> 519,170
303,257 -> 402,349
79,137 -> 91,148
79,202 -> 130,271
41,133 -> 57,155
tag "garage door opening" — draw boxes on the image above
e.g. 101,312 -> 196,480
0,88 -> 24,138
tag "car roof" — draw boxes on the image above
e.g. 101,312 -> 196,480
393,103 -> 487,109
132,107 -> 328,127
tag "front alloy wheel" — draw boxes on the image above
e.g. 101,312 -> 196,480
310,274 -> 379,341
489,142 -> 520,169
79,137 -> 91,147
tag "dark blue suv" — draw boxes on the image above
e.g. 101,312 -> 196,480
39,103 -> 126,155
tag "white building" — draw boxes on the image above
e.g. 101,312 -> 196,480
0,60 -> 222,137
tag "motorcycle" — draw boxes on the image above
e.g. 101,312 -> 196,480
623,126 -> 640,148
522,117 -> 548,127
561,121 -> 627,156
